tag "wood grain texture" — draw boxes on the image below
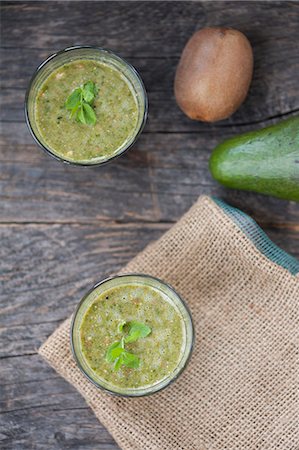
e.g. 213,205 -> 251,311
1,123 -> 299,229
1,1 -> 299,449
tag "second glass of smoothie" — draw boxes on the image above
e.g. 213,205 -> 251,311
71,274 -> 194,397
25,46 -> 148,165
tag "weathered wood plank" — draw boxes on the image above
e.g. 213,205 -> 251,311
1,1 -> 204,54
0,355 -> 110,446
1,122 -> 299,230
1,367 -> 79,414
266,228 -> 299,257
0,321 -> 62,357
2,1 -> 299,57
2,83 -> 299,132
0,223 -> 168,341
0,49 -> 176,91
1,408 -> 119,450
1,16 -> 299,130
1,398 -> 119,450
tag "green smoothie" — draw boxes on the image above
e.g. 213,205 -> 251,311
79,283 -> 185,390
35,59 -> 139,163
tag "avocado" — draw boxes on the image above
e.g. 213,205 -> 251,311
209,116 -> 299,202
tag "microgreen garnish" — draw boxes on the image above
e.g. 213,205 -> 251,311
124,321 -> 151,343
105,321 -> 151,371
105,340 -> 124,363
65,81 -> 98,125
118,321 -> 126,333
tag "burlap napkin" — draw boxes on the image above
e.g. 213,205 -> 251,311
39,196 -> 299,450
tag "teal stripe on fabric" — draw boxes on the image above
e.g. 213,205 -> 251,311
213,197 -> 299,276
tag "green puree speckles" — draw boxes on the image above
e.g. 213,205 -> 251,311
80,284 -> 185,389
35,59 -> 139,162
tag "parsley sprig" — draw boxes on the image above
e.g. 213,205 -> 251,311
65,81 -> 98,125
106,321 -> 151,371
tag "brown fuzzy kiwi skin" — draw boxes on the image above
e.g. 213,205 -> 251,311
174,27 -> 254,122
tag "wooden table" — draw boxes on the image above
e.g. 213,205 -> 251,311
1,2 -> 298,448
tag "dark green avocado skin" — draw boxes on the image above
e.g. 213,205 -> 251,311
209,116 -> 299,202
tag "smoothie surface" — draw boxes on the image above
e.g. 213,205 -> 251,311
80,283 -> 185,389
35,59 -> 139,163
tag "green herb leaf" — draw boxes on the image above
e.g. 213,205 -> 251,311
82,81 -> 97,103
106,341 -> 123,363
125,321 -> 151,344
70,103 -> 80,118
65,81 -> 98,125
106,321 -> 151,371
65,88 -> 82,110
83,103 -> 96,125
77,105 -> 86,124
114,355 -> 124,371
122,351 -> 140,368
118,321 -> 126,333
113,351 -> 140,371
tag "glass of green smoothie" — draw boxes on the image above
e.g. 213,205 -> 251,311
71,274 -> 194,397
25,46 -> 148,166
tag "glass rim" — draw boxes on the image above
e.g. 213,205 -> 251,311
70,273 -> 195,397
24,45 -> 148,167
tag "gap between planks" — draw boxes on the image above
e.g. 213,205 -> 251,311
2,107 -> 299,128
0,220 -> 298,231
